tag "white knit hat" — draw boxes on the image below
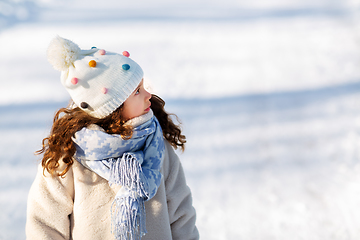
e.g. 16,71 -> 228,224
47,36 -> 144,118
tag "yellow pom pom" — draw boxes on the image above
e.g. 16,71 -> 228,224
89,60 -> 97,67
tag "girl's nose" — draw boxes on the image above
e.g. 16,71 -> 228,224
144,89 -> 151,101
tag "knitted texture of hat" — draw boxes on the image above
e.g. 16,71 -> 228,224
47,36 -> 144,118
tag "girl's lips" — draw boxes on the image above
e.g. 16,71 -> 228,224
145,103 -> 151,112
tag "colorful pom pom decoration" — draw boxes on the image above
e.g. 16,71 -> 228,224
89,60 -> 97,67
122,51 -> 130,57
101,87 -> 108,94
80,102 -> 89,109
122,64 -> 130,70
71,77 -> 78,85
99,49 -> 106,55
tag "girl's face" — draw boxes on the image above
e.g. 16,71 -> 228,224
122,79 -> 152,121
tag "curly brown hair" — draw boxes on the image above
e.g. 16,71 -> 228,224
37,94 -> 186,177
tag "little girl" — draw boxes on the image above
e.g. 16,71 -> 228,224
26,36 -> 199,240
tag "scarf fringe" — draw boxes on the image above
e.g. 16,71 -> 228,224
111,195 -> 146,240
109,153 -> 149,197
109,153 -> 149,240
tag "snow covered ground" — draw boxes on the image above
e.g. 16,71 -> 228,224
0,0 -> 360,239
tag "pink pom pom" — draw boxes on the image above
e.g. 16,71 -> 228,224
71,77 -> 78,85
99,49 -> 106,55
122,51 -> 130,57
101,87 -> 108,94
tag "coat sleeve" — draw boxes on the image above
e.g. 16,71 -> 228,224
26,163 -> 74,240
163,142 -> 200,240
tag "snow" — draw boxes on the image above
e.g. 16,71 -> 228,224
174,83 -> 360,239
1,0 -> 360,239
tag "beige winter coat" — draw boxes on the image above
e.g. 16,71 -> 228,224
26,141 -> 199,240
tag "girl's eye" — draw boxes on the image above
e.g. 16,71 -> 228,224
135,88 -> 140,95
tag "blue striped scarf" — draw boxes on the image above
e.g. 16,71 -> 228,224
72,111 -> 165,240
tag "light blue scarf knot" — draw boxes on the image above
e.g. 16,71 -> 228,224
72,111 -> 165,240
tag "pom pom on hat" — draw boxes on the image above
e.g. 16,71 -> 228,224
47,36 -> 81,71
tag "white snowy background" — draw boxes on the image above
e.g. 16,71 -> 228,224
1,0 -> 360,239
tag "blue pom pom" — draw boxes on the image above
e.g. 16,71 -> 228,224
91,46 -> 97,49
122,64 -> 130,71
